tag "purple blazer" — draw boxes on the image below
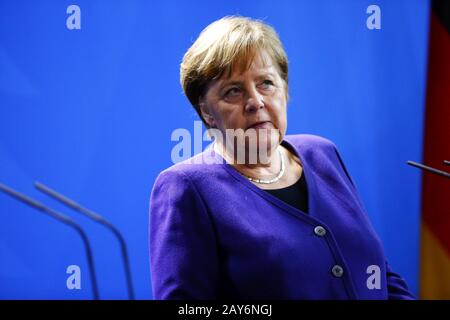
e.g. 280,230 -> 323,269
149,134 -> 414,299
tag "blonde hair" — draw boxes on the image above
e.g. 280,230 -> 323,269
180,16 -> 289,127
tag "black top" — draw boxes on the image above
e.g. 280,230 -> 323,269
264,173 -> 309,214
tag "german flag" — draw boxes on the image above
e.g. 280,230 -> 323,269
420,0 -> 450,299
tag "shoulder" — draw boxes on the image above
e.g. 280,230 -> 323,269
285,134 -> 358,189
284,134 -> 350,176
149,149 -> 230,213
151,147 -> 226,193
284,134 -> 338,156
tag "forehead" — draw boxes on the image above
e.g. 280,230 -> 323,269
214,51 -> 279,87
229,50 -> 275,78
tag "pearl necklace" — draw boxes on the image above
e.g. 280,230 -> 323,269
243,148 -> 285,184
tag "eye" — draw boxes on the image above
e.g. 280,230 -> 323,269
260,79 -> 274,89
224,87 -> 242,99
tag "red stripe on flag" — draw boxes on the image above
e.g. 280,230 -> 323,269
422,13 -> 450,255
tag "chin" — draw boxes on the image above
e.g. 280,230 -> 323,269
246,130 -> 280,161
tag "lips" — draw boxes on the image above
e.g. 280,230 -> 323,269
247,121 -> 271,130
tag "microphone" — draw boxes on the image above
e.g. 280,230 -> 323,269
0,183 -> 100,300
407,160 -> 450,179
34,181 -> 135,300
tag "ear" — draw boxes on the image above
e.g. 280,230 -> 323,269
199,100 -> 216,128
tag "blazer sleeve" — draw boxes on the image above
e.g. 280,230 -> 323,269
149,169 -> 220,299
385,261 -> 416,300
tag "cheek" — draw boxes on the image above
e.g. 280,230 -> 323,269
270,95 -> 287,125
212,103 -> 243,128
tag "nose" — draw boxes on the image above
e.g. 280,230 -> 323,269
244,87 -> 264,113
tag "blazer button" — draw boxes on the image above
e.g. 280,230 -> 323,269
314,226 -> 327,237
332,265 -> 344,278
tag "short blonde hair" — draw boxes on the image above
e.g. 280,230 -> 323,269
180,16 -> 289,127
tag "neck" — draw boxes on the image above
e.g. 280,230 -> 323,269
213,141 -> 283,178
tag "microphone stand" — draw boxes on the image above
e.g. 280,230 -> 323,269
34,182 -> 135,300
0,183 -> 100,300
407,160 -> 450,179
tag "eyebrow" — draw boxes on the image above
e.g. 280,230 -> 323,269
219,72 -> 276,89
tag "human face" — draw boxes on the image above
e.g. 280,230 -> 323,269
200,50 -> 288,161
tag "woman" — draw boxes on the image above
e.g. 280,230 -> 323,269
149,16 -> 414,300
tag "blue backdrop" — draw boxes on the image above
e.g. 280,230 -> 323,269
0,0 -> 429,299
